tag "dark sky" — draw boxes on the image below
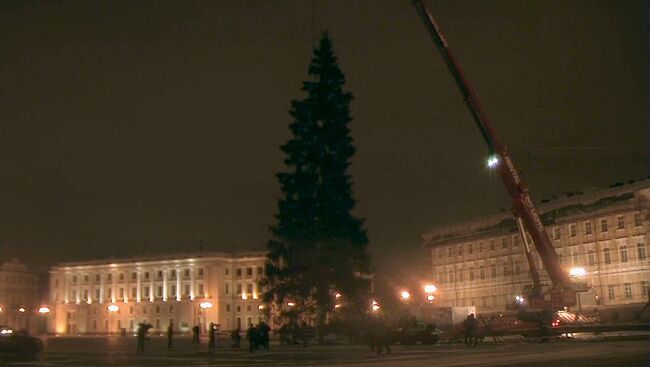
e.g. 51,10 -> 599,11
1,1 -> 647,281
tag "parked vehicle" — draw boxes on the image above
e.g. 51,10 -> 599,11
0,326 -> 43,358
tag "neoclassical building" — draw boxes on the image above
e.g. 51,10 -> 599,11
48,251 -> 267,335
422,180 -> 650,314
0,258 -> 41,333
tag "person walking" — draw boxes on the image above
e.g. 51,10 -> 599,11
463,314 -> 478,347
136,322 -> 152,353
230,327 -> 241,348
166,320 -> 174,349
192,324 -> 200,345
246,324 -> 257,353
257,321 -> 270,350
208,322 -> 216,351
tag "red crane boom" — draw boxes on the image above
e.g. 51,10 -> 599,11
412,0 -> 576,308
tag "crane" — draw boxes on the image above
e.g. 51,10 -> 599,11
411,0 -> 585,311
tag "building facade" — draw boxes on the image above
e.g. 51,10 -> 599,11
0,258 -> 41,333
423,180 -> 650,314
48,251 -> 267,335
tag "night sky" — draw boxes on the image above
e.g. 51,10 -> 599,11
1,1 -> 647,282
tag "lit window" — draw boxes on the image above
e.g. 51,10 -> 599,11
604,248 -> 611,264
553,227 -> 560,240
624,283 -> 632,299
600,219 -> 608,232
569,224 -> 577,237
584,222 -> 592,235
617,215 -> 625,230
620,246 -> 628,263
634,213 -> 642,227
641,281 -> 649,297
637,243 -> 647,261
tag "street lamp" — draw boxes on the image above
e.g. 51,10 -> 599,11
400,291 -> 411,301
199,301 -> 213,334
424,284 -> 437,294
569,267 -> 587,316
18,307 -> 26,313
107,304 -> 119,336
371,300 -> 380,312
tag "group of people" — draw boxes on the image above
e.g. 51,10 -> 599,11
245,321 -> 271,352
463,313 -> 479,347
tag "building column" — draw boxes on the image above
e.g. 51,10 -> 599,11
64,273 -> 70,304
111,271 -> 117,303
163,270 -> 168,302
190,267 -> 196,300
149,270 -> 154,302
76,275 -> 81,304
136,271 -> 142,302
176,268 -> 181,301
99,273 -> 105,303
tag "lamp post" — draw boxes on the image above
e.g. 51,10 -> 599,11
400,291 -> 411,301
38,306 -> 50,335
107,304 -> 119,336
199,301 -> 213,334
570,267 -> 587,317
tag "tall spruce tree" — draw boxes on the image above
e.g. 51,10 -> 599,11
264,33 -> 370,343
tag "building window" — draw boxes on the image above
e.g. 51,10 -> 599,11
572,251 -> 580,265
156,286 -> 162,297
620,246 -> 628,263
236,284 -> 242,294
637,243 -> 646,261
608,285 -> 615,300
236,268 -> 242,277
225,268 -> 229,276
588,250 -> 595,266
469,267 -> 474,281
448,247 -> 453,257
489,240 -> 495,250
501,238 -> 507,249
118,288 -> 124,299
131,287 -> 137,298
491,265 -> 497,278
257,267 -> 263,275
131,272 -> 137,280
438,250 -> 442,259
198,268 -> 204,277
72,275 -> 77,283
129,306 -> 134,314
226,304 -> 231,312
569,224 -> 577,237
514,261 -> 520,275
170,270 -> 176,279
170,285 -> 176,297
617,215 -> 625,230
144,272 -> 149,280
600,218 -> 608,232
513,236 -> 519,247
156,306 -> 160,314
169,305 -> 173,313
604,248 -> 611,264
236,305 -> 241,312
624,283 -> 632,299
157,271 -> 163,279
225,284 -> 230,294
184,285 -> 190,296
246,283 -> 253,294
479,266 -> 485,280
458,270 -> 464,282
479,242 -> 484,252
584,222 -> 592,235
457,245 -> 463,255
184,269 -> 190,278
95,289 -> 100,299
246,305 -> 252,312
144,287 -> 150,298
95,274 -> 100,282
634,213 -> 642,227
553,227 -> 560,240
468,243 -> 473,254
641,281 -> 649,297
107,288 -> 112,298
198,284 -> 204,295
246,267 -> 253,276
503,263 -> 509,277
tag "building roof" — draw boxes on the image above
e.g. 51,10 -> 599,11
422,179 -> 650,248
53,250 -> 267,269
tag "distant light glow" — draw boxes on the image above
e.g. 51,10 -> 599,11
199,301 -> 213,309
424,284 -> 437,293
107,304 -> 119,312
427,294 -> 435,302
334,304 -> 342,309
400,291 -> 411,300
258,304 -> 264,310
241,293 -> 248,300
17,307 -> 26,313
287,302 -> 296,308
515,295 -> 525,304
372,305 -> 380,311
335,293 -> 342,299
569,267 -> 587,278
487,155 -> 499,168
38,306 -> 50,314
0,329 -> 13,335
